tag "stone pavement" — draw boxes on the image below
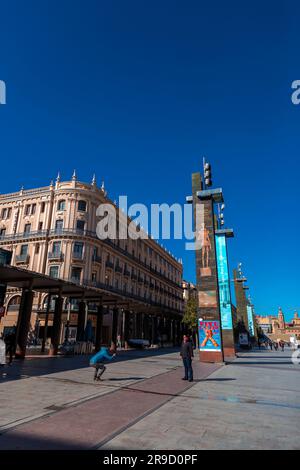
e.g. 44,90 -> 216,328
101,348 -> 300,450
0,347 -> 299,449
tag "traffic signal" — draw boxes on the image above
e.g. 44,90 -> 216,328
204,162 -> 212,187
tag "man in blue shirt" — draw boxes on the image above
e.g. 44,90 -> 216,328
90,346 -> 116,381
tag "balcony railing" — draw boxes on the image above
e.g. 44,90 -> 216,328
0,226 -> 183,290
115,265 -> 123,273
0,230 -> 48,242
48,251 -> 64,261
15,254 -> 30,263
105,260 -> 114,269
72,252 -> 84,260
123,269 -> 130,277
81,278 -> 182,313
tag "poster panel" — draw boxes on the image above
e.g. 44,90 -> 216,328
215,235 -> 233,329
247,305 -> 255,336
199,320 -> 222,351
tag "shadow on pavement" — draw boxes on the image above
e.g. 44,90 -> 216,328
0,347 -> 180,383
202,378 -> 236,382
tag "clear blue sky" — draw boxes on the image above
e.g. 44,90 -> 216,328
0,1 -> 299,321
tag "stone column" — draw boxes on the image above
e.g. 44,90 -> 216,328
15,287 -> 34,359
76,300 -> 86,341
95,303 -> 103,351
111,306 -> 119,349
50,295 -> 63,355
124,310 -> 130,349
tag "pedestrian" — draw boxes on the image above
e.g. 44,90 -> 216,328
89,345 -> 116,381
4,329 -> 16,365
257,339 -> 261,349
279,340 -> 285,352
0,335 -> 6,366
274,341 -> 278,351
180,334 -> 194,382
270,341 -> 273,351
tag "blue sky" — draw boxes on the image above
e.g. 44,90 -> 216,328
0,1 -> 299,321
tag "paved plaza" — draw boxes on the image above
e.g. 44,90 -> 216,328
0,347 -> 299,450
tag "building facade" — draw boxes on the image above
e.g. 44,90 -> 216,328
255,309 -> 300,342
0,173 -> 184,348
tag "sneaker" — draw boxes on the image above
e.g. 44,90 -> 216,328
182,378 -> 188,380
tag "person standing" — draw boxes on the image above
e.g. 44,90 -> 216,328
4,329 -> 16,365
270,341 -> 273,351
0,335 -> 6,366
279,340 -> 285,352
180,335 -> 194,382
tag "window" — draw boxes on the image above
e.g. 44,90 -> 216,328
93,247 -> 97,258
52,241 -> 61,253
73,242 -> 83,257
31,204 -> 36,215
41,202 -> 45,213
20,244 -> 28,255
49,266 -> 59,278
38,222 -> 43,231
71,267 -> 82,283
78,200 -> 87,212
55,219 -> 63,233
1,208 -> 11,219
25,205 -> 30,216
24,223 -> 31,234
57,200 -> 66,211
35,243 -> 40,254
92,272 -> 97,282
0,228 -> 6,239
76,220 -> 85,232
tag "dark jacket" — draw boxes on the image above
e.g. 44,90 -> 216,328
180,341 -> 194,359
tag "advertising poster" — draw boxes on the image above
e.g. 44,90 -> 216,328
247,305 -> 255,336
215,235 -> 233,330
199,320 -> 222,351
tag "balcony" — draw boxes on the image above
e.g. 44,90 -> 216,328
131,273 -> 137,281
115,264 -> 123,273
0,230 -> 48,242
15,254 -> 30,264
138,276 -> 144,284
123,269 -> 130,277
92,255 -> 102,264
105,260 -> 114,269
48,251 -> 64,261
72,252 -> 83,261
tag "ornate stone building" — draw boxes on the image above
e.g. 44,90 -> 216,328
0,173 -> 184,348
256,308 -> 300,342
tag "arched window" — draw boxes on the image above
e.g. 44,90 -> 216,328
78,200 -> 87,212
7,295 -> 21,312
57,200 -> 66,211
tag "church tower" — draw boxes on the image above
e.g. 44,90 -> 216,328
278,307 -> 285,330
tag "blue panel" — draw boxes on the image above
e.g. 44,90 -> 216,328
215,235 -> 233,330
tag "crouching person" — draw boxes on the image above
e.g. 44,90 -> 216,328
90,346 -> 116,381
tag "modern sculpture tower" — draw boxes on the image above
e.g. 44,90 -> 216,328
187,167 -> 235,362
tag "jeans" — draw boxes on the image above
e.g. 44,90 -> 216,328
91,363 -> 106,380
183,357 -> 193,381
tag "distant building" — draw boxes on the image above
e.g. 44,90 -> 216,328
255,308 -> 300,341
182,280 -> 197,304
